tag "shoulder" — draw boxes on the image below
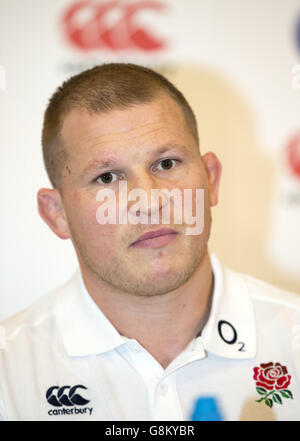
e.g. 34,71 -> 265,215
237,270 -> 300,312
0,273 -> 77,346
222,263 -> 300,331
212,253 -> 300,312
213,258 -> 300,356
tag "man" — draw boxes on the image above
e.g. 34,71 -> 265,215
0,63 -> 300,421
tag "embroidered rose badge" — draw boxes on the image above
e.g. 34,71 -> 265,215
253,362 -> 293,408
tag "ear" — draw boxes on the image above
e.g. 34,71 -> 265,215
201,152 -> 222,206
37,188 -> 71,239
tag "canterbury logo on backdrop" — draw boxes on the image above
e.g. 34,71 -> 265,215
46,385 -> 90,407
61,0 -> 167,52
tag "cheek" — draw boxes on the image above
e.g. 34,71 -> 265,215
65,191 -> 118,246
73,209 -> 120,261
67,192 -> 97,231
191,164 -> 209,189
80,210 -> 118,249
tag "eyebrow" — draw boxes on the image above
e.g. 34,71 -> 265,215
82,144 -> 188,177
82,157 -> 121,177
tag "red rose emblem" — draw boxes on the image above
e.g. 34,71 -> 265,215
253,362 -> 293,408
253,362 -> 291,391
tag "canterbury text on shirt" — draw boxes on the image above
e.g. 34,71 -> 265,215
0,254 -> 300,421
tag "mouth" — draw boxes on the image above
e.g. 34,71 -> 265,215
130,228 -> 179,249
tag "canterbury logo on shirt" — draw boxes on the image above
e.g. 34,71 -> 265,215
46,384 -> 90,407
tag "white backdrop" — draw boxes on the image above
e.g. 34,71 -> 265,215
1,0 -> 300,321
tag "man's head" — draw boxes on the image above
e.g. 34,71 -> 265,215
42,63 -> 199,190
38,63 -> 222,297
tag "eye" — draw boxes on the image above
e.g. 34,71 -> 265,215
96,172 -> 118,185
156,158 -> 178,171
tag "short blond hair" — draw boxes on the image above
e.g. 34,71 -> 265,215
42,63 -> 199,188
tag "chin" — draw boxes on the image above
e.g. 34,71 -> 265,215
133,267 -> 194,297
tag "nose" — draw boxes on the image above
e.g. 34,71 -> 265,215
126,167 -> 169,221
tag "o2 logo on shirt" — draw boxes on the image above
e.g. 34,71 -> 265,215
217,320 -> 246,352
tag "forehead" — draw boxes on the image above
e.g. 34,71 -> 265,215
60,94 -> 196,162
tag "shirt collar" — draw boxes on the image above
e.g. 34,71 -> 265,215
56,270 -> 126,356
201,253 -> 256,359
56,253 -> 256,359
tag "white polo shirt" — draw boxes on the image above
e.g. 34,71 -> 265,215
1,254 -> 300,421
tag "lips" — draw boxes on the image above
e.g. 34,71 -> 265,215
130,228 -> 178,247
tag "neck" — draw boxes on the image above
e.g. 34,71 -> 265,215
80,249 -> 214,369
